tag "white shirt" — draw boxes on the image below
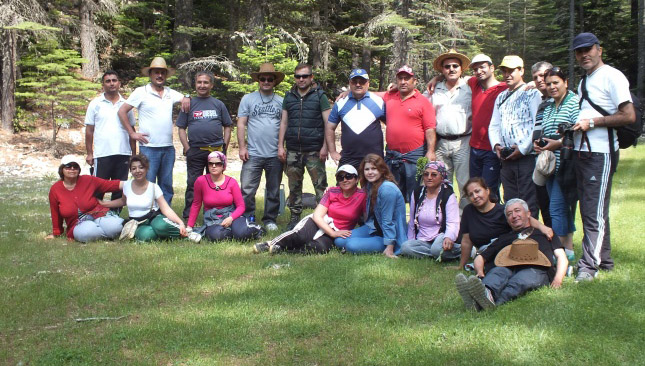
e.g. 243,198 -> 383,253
428,79 -> 472,136
84,93 -> 135,158
123,180 -> 162,218
126,84 -> 184,147
489,87 -> 542,156
576,64 -> 632,153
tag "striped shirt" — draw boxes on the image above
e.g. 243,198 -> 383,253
541,91 -> 580,172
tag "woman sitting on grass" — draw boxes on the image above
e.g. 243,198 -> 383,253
253,165 -> 366,254
453,177 -> 553,270
400,161 -> 460,260
187,151 -> 262,241
46,155 -> 124,242
335,154 -> 407,258
100,154 -> 190,242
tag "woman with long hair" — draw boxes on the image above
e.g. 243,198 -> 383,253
335,154 -> 407,258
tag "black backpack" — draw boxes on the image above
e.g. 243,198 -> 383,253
410,183 -> 454,239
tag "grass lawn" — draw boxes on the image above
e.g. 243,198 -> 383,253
1,147 -> 644,365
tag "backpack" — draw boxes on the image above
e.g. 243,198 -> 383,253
411,183 -> 454,239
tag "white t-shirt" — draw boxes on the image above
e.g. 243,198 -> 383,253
85,93 -> 135,158
126,84 -> 184,147
576,64 -> 632,153
123,180 -> 163,218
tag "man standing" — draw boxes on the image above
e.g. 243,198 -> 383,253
84,70 -> 135,203
489,55 -> 542,217
468,54 -> 508,200
118,57 -> 188,204
384,65 -> 437,202
238,63 -> 285,231
429,50 -> 472,209
571,33 -> 636,282
177,71 -> 233,220
278,63 -> 331,230
326,68 -> 385,172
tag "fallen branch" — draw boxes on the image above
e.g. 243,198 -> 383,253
74,315 -> 127,322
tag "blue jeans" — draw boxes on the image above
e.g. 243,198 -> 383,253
469,148 -> 501,200
335,225 -> 388,254
240,156 -> 283,224
546,176 -> 576,237
400,233 -> 461,260
73,215 -> 124,243
482,266 -> 549,305
140,146 -> 175,204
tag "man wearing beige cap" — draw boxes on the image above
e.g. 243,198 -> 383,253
117,57 -> 189,204
237,63 -> 285,231
489,55 -> 542,217
427,49 -> 472,209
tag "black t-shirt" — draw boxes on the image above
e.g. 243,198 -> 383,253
176,96 -> 233,147
480,230 -> 563,280
459,203 -> 510,248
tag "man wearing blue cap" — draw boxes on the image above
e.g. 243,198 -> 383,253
326,69 -> 386,171
570,32 -> 636,282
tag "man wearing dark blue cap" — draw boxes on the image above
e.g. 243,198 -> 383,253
326,69 -> 385,171
571,32 -> 636,282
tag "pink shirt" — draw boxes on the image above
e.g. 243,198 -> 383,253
383,90 -> 436,153
188,175 -> 245,227
320,187 -> 367,230
407,193 -> 460,242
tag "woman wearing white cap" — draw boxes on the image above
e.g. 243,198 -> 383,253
46,155 -> 124,242
253,164 -> 366,254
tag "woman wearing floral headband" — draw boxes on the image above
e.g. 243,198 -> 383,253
400,161 -> 461,260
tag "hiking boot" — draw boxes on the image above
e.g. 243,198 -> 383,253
575,271 -> 595,283
286,214 -> 301,231
455,274 -> 478,311
269,244 -> 283,255
253,242 -> 270,254
467,276 -> 495,310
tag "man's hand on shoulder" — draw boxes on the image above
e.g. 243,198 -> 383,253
181,96 -> 191,112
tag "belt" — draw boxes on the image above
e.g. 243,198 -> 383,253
199,145 -> 223,152
438,133 -> 471,141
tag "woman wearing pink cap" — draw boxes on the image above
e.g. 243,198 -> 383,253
187,151 -> 263,241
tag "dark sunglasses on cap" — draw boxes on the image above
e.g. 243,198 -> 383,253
544,66 -> 567,80
336,173 -> 357,182
259,77 -> 274,83
294,74 -> 312,79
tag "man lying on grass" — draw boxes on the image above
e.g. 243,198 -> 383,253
455,198 -> 568,311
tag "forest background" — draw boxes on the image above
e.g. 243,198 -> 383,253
1,0 -> 644,139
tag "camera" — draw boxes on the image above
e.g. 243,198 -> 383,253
500,146 -> 515,159
557,122 -> 576,160
537,138 -> 548,148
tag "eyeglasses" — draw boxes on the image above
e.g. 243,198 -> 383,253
294,74 -> 312,79
208,161 -> 224,167
443,63 -> 460,70
423,172 -> 440,178
336,173 -> 357,182
396,74 -> 413,81
259,77 -> 274,83
350,78 -> 368,85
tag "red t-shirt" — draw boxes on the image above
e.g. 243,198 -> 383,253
188,175 -> 245,227
383,90 -> 436,153
469,77 -> 508,150
320,187 -> 367,230
48,176 -> 121,239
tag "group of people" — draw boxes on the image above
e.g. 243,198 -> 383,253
46,31 -> 637,311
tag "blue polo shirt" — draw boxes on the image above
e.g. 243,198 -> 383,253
328,91 -> 385,160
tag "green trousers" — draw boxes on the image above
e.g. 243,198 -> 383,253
135,215 -> 182,242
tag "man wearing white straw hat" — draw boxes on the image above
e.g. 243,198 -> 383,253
237,63 -> 285,231
455,198 -> 568,311
118,57 -> 189,205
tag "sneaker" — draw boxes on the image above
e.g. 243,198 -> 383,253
269,244 -> 283,255
286,215 -> 301,231
575,271 -> 594,283
187,232 -> 202,243
455,274 -> 478,311
253,242 -> 270,253
265,222 -> 279,231
467,276 -> 495,310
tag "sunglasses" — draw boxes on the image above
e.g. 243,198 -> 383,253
336,173 -> 357,182
423,172 -> 441,178
63,164 -> 80,170
208,161 -> 224,167
259,77 -> 274,83
350,78 -> 368,85
294,74 -> 312,79
443,63 -> 460,70
544,66 -> 567,80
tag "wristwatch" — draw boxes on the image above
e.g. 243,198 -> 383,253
184,94 -> 190,98
589,118 -> 595,128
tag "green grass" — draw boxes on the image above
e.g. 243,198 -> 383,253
1,147 -> 644,365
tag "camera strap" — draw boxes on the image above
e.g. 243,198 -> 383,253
579,75 -> 617,172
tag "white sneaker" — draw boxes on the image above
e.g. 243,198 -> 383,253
265,222 -> 279,231
187,232 -> 202,243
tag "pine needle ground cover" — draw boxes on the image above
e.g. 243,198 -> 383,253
1,147 -> 643,365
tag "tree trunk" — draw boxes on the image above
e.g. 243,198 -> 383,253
0,27 -> 17,132
79,0 -> 99,79
392,0 -> 411,72
379,54 -> 386,91
311,9 -> 323,69
637,0 -> 644,98
227,0 -> 239,61
247,0 -> 266,37
569,0 -> 576,91
361,47 -> 371,73
173,0 -> 193,88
